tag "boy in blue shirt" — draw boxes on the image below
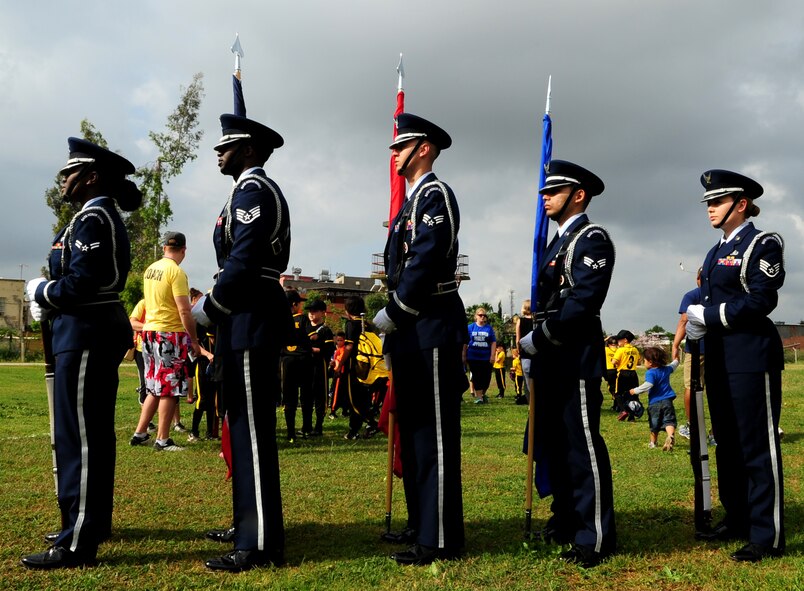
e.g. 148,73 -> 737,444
631,347 -> 678,451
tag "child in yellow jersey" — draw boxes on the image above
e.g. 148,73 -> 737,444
511,347 -> 526,405
604,336 -> 618,411
612,329 -> 641,421
493,343 -> 507,398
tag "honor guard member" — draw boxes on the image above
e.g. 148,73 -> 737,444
306,298 -> 334,436
686,170 -> 785,562
519,160 -> 616,567
201,114 -> 292,572
373,113 -> 468,566
22,138 -> 142,569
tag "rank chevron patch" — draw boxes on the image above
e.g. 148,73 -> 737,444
583,256 -> 607,270
235,205 -> 261,224
759,259 -> 781,277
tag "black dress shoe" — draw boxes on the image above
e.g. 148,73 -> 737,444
696,520 -> 747,542
206,527 -> 236,543
559,544 -> 609,568
380,527 -> 417,544
391,544 -> 460,566
730,543 -> 783,563
205,549 -> 284,572
20,546 -> 97,570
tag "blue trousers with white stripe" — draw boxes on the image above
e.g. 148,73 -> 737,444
706,370 -> 784,550
392,343 -> 465,552
53,347 -> 123,556
224,347 -> 285,557
533,367 -> 616,555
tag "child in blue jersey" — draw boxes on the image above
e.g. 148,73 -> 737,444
631,346 -> 678,451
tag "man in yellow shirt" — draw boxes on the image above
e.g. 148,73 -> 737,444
129,232 -> 200,451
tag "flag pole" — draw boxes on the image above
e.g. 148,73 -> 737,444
525,76 -> 552,539
231,34 -> 246,117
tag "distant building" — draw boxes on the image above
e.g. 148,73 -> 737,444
0,278 -> 26,330
280,268 -> 381,311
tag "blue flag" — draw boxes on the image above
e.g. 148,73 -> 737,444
525,110 -> 552,499
530,112 -> 552,304
233,74 -> 246,117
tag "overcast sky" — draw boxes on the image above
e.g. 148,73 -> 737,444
2,1 -> 803,334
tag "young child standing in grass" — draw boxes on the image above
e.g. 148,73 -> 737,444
630,346 -> 679,450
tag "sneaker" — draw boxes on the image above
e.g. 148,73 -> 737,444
364,426 -> 379,439
154,438 -> 185,452
173,422 -> 188,433
130,433 -> 150,446
778,427 -> 784,440
662,435 -> 675,452
496,393 -> 504,399
147,422 -> 157,433
707,434 -> 717,447
473,397 -> 486,405
678,423 -> 691,439
617,411 -> 629,422
187,434 -> 200,443
648,442 -> 657,449
344,431 -> 360,440
328,413 -> 337,420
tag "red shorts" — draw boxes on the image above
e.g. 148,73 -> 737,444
142,331 -> 191,398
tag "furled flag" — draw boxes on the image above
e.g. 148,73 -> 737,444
378,54 -> 405,478
524,77 -> 553,498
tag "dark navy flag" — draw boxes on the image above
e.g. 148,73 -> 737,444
233,74 -> 246,117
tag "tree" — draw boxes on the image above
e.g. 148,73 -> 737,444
128,72 -> 205,275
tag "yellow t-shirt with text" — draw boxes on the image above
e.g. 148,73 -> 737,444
142,257 -> 189,333
613,344 -> 640,374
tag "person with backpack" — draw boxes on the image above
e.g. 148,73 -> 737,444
342,296 -> 379,440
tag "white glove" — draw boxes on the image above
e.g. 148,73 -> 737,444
519,330 -> 537,355
26,277 -> 47,302
191,295 -> 213,327
686,319 -> 707,340
373,308 -> 396,334
686,304 -> 705,325
29,300 -> 44,322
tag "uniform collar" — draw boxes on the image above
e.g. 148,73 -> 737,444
720,220 -> 751,246
406,171 -> 435,200
235,166 -> 263,184
82,196 -> 109,210
556,213 -> 586,237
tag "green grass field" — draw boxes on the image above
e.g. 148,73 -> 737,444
0,361 -> 801,590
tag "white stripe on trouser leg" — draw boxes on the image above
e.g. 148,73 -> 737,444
579,380 -> 603,553
432,348 -> 445,548
244,351 -> 265,550
764,372 -> 782,549
71,350 -> 90,553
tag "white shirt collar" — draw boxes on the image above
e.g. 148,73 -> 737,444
556,213 -> 585,237
236,166 -> 262,184
406,171 -> 435,199
721,220 -> 750,245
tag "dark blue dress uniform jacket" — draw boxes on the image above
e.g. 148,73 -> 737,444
36,197 -> 132,352
384,172 -> 466,350
700,222 -> 785,372
205,168 -> 292,351
531,215 -> 614,378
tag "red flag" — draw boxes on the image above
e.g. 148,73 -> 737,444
220,414 -> 233,480
382,73 -> 405,479
388,88 -> 406,228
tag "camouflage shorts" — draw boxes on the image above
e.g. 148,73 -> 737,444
142,331 -> 191,397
